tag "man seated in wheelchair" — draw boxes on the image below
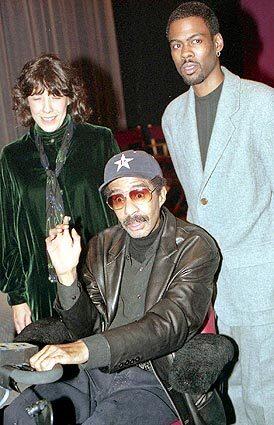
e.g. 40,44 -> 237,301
3,151 -> 222,425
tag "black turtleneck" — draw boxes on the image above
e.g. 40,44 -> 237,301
129,215 -> 164,263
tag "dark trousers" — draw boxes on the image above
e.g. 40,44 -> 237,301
4,367 -> 177,424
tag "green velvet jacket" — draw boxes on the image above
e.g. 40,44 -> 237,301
0,121 -> 119,320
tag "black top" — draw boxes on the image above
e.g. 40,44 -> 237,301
195,82 -> 223,168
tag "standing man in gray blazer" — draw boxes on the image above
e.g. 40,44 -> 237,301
162,2 -> 274,425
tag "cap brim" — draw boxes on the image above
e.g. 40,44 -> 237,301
99,171 -> 161,193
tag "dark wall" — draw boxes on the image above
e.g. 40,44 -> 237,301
112,0 -> 243,129
113,0 -> 182,128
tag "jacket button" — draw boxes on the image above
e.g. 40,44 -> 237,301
200,197 -> 208,205
118,363 -> 123,368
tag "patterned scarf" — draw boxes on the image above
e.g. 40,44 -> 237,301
34,117 -> 74,282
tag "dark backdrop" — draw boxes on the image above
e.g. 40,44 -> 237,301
112,0 -> 243,129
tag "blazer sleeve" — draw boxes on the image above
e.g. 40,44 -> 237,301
0,150 -> 26,305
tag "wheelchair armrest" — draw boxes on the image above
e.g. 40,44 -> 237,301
169,333 -> 235,394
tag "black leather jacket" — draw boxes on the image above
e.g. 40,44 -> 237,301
59,207 -> 221,424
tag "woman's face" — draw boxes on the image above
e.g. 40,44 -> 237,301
27,89 -> 71,132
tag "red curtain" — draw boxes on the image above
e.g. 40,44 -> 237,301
240,0 -> 274,87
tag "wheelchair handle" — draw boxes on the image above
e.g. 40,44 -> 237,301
0,363 -> 63,387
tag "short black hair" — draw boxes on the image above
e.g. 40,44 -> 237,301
166,2 -> 220,37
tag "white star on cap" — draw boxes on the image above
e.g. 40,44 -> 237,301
114,153 -> 134,172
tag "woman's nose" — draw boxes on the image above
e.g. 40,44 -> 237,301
42,96 -> 53,113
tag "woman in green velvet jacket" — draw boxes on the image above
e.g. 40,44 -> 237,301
0,54 -> 119,334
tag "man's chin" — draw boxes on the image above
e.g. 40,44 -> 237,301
181,73 -> 205,86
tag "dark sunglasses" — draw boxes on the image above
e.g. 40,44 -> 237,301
107,187 -> 157,210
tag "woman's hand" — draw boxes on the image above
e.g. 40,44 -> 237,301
46,216 -> 81,286
12,303 -> 32,334
29,340 -> 89,371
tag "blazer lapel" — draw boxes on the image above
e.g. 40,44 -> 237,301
175,88 -> 204,196
201,68 -> 240,192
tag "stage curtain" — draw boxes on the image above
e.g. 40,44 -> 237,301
0,0 -> 126,149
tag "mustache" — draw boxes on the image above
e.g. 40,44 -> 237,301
181,59 -> 200,66
123,214 -> 149,226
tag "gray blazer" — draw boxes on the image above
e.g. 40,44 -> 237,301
162,67 -> 274,326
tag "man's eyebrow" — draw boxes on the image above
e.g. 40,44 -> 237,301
108,184 -> 149,195
169,32 -> 206,43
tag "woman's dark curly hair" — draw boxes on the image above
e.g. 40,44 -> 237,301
12,53 -> 91,127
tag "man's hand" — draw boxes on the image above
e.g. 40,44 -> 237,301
29,340 -> 89,371
46,216 -> 81,285
12,303 -> 32,334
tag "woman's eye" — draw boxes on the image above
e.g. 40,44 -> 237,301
192,39 -> 202,44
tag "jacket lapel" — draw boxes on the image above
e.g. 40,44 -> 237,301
145,209 -> 178,310
177,89 -> 204,196
104,230 -> 126,323
201,68 -> 240,192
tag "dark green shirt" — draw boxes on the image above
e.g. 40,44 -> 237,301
0,121 -> 119,320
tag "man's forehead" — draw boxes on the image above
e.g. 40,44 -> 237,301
168,16 -> 211,39
107,176 -> 151,192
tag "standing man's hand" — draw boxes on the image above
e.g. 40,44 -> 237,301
46,216 -> 81,286
12,303 -> 32,334
29,340 -> 89,371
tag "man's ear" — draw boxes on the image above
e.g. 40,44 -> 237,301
159,186 -> 167,207
214,33 -> 224,55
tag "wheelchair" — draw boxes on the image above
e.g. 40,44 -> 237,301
0,316 -> 236,425
0,341 -> 62,424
